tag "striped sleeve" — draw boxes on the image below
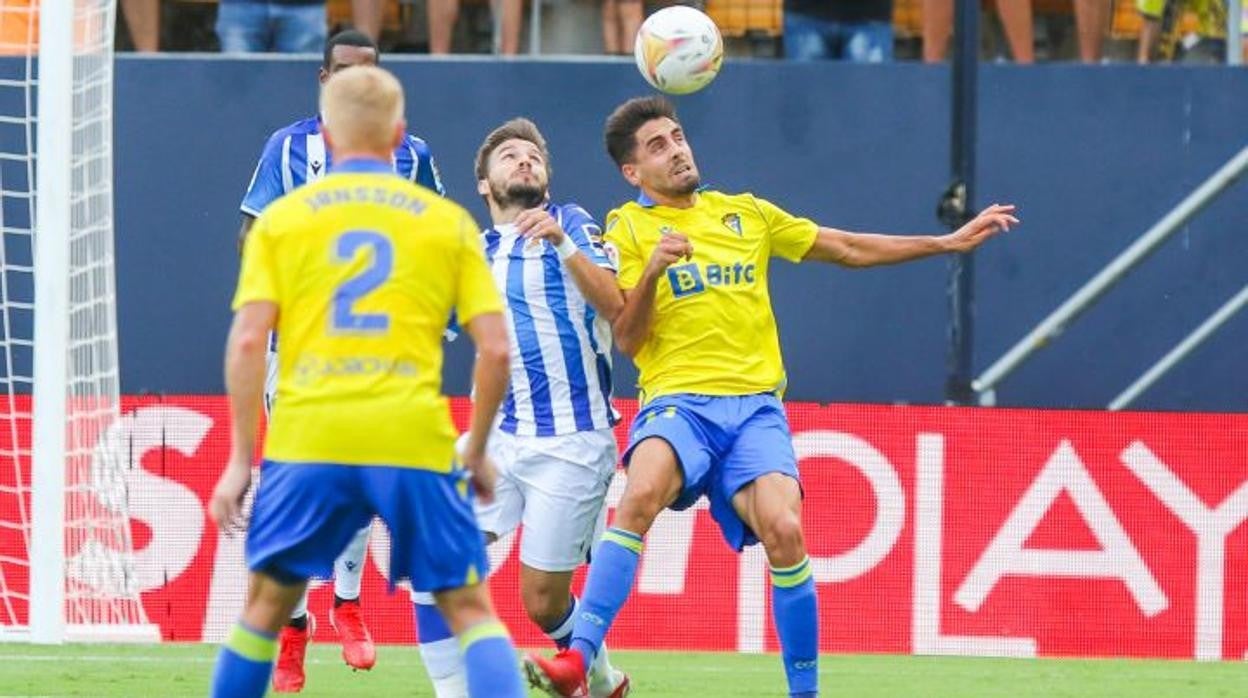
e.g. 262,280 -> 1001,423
561,204 -> 614,271
240,131 -> 288,217
406,135 -> 445,196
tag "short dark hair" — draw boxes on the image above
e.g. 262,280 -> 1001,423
323,30 -> 379,69
475,117 -> 552,181
604,96 -> 678,166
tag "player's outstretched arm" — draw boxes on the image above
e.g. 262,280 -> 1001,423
612,231 -> 693,356
514,207 -> 624,321
211,301 -> 277,532
462,311 -> 510,501
803,204 -> 1018,268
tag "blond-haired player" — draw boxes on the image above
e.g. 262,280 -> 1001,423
208,66 -> 525,698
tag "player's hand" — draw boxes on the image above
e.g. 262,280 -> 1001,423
209,458 -> 253,536
943,203 -> 1019,253
460,450 -> 498,504
646,230 -> 694,275
515,207 -> 565,246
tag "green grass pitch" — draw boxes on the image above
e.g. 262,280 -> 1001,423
2,643 -> 1246,697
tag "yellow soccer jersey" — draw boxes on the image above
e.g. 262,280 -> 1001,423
604,190 -> 818,402
233,162 -> 502,470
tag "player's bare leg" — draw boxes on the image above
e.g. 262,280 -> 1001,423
330,525 -> 376,670
211,573 -> 308,698
526,437 -> 681,697
733,473 -> 818,698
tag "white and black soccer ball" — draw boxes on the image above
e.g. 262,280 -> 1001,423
633,6 -> 724,95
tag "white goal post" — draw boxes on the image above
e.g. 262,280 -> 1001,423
0,0 -> 157,643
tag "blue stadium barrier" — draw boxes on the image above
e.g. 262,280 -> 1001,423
111,56 -> 1248,410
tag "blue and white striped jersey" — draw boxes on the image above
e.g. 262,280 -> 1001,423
484,202 -> 618,437
239,115 -> 443,216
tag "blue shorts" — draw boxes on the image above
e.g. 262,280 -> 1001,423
623,394 -> 800,551
246,461 -> 488,593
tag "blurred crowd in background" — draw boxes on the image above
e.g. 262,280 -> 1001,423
6,0 -> 1245,63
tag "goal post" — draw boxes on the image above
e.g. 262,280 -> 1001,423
0,0 -> 158,644
30,0 -> 74,646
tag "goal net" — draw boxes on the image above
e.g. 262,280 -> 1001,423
0,0 -> 156,642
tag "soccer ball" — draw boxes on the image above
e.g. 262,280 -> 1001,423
633,6 -> 724,95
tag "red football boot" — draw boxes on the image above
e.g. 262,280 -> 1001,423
330,600 -> 376,671
272,614 -> 315,693
524,648 -> 590,698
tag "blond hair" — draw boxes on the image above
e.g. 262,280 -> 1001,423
320,65 -> 404,154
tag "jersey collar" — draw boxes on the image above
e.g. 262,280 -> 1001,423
635,186 -> 708,208
334,157 -> 393,174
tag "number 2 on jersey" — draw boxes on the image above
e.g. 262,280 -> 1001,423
332,230 -> 393,333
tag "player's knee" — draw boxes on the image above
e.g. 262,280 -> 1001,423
615,485 -> 666,532
758,511 -> 805,561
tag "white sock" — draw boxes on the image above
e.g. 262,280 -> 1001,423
289,588 -> 309,620
588,640 -> 620,693
418,636 -> 467,698
334,524 -> 370,600
543,597 -> 578,648
410,589 -> 434,605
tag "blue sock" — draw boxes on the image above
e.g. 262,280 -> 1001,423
460,620 -> 525,698
210,622 -> 277,698
569,527 -> 643,673
543,596 -> 578,650
415,600 -> 454,643
772,557 -> 818,697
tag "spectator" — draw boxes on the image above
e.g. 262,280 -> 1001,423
121,0 -> 160,51
784,0 -> 895,61
216,0 -> 326,54
1137,0 -> 1243,63
602,0 -> 643,54
923,0 -> 1034,63
428,0 -> 522,53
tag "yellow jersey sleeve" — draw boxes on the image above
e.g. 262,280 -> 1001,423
232,215 -> 280,310
604,210 -> 646,290
454,212 -> 504,326
755,196 -> 818,263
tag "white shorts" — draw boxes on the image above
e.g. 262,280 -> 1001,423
476,427 -> 618,573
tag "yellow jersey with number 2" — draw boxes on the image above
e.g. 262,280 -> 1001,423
233,159 -> 502,471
